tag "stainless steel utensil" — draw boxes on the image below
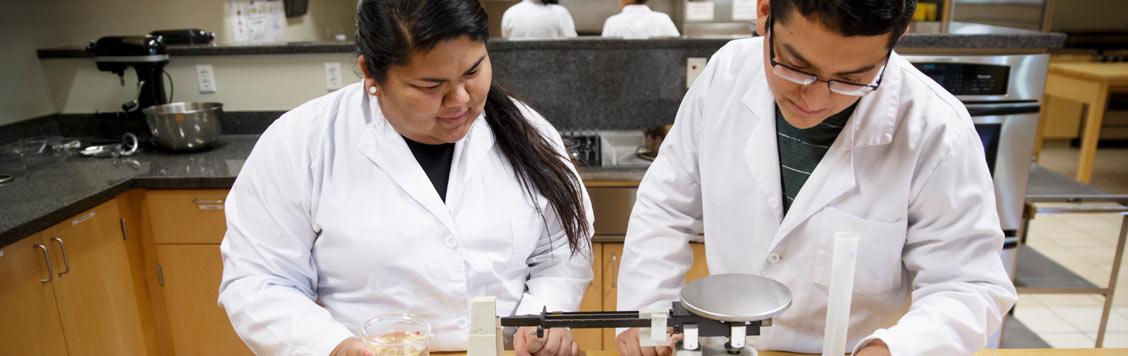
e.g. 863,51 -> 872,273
142,102 -> 222,151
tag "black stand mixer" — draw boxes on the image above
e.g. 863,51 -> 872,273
87,35 -> 171,138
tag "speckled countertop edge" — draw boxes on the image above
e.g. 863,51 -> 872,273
0,135 -> 645,248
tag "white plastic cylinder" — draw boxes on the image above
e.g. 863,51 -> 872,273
822,232 -> 859,356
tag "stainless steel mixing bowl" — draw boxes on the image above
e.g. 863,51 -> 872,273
142,102 -> 222,151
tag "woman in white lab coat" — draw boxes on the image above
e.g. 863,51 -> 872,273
501,0 -> 578,39
218,1 -> 593,355
601,0 -> 680,38
616,0 -> 1016,355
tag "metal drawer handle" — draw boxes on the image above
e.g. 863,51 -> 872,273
51,237 -> 71,277
192,199 -> 225,210
34,244 -> 53,283
609,253 -> 619,292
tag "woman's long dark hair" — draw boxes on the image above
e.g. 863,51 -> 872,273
356,0 -> 589,253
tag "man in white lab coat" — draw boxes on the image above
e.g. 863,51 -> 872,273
601,0 -> 680,39
616,0 -> 1017,355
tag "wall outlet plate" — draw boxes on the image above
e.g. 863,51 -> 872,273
687,57 -> 708,89
324,62 -> 343,91
196,64 -> 217,93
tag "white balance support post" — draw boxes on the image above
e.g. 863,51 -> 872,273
822,232 -> 859,356
467,296 -> 502,356
639,308 -> 670,347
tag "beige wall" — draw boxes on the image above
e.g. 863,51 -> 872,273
0,0 -> 59,125
43,53 -> 364,113
36,0 -> 357,48
1,0 -> 358,126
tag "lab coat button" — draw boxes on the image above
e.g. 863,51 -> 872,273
767,253 -> 781,264
457,318 -> 469,329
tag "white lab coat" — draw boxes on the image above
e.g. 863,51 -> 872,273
219,82 -> 594,355
601,5 -> 680,38
501,0 -> 578,39
617,38 -> 1017,355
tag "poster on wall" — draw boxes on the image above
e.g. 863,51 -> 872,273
733,0 -> 758,21
685,0 -> 716,22
227,0 -> 286,44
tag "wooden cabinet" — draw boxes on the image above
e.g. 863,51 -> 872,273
46,200 -> 149,356
0,200 -> 149,356
601,243 -> 624,351
156,244 -> 251,356
575,243 -> 604,352
147,190 -> 228,244
145,189 -> 252,356
0,232 -> 69,356
592,242 -> 709,352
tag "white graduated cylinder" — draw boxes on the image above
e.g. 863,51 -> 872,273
822,232 -> 859,356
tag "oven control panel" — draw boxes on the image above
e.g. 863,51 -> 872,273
912,62 -> 1010,96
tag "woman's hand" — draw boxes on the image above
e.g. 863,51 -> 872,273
855,340 -> 892,356
330,337 -> 375,356
514,326 -> 581,356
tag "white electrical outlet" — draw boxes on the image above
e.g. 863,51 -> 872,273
196,64 -> 217,93
686,57 -> 708,89
324,62 -> 344,91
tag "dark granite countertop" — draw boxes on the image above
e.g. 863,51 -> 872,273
37,26 -> 1065,59
0,135 -> 647,248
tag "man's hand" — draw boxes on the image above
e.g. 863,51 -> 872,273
514,326 -> 581,356
615,327 -> 681,356
855,339 -> 892,356
330,337 -> 375,356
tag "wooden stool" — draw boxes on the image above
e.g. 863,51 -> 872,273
1034,63 -> 1128,183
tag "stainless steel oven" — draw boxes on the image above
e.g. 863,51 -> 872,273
905,53 -> 1049,347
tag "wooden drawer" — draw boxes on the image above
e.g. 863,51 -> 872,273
147,190 -> 229,244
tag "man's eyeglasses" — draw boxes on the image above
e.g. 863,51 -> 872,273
766,14 -> 891,97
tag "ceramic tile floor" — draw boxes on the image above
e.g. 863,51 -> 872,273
1013,140 -> 1128,348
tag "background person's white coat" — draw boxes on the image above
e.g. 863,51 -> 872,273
501,0 -> 578,39
616,38 -> 1017,355
218,83 -> 594,355
601,5 -> 680,38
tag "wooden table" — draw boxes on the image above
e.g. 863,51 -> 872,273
1035,62 -> 1128,183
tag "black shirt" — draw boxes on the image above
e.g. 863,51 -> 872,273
775,103 -> 856,215
403,137 -> 456,201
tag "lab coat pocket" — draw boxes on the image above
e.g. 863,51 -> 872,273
812,206 -> 907,294
508,212 -> 548,270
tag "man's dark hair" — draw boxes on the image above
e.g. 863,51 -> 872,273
771,0 -> 916,49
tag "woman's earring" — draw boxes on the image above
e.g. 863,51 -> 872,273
368,86 -> 379,95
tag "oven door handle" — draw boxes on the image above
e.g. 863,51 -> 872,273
965,102 -> 1041,116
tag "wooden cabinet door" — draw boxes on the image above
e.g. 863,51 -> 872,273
575,243 -> 604,352
48,200 -> 149,356
157,244 -> 253,356
0,234 -> 69,356
601,243 -> 623,351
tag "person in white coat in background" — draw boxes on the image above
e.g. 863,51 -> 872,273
218,1 -> 593,355
601,0 -> 680,38
502,0 -> 578,39
615,0 -> 1017,355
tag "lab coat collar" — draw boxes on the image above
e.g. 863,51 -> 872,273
622,4 -> 652,14
739,43 -> 906,248
355,93 -> 494,236
740,53 -> 785,225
